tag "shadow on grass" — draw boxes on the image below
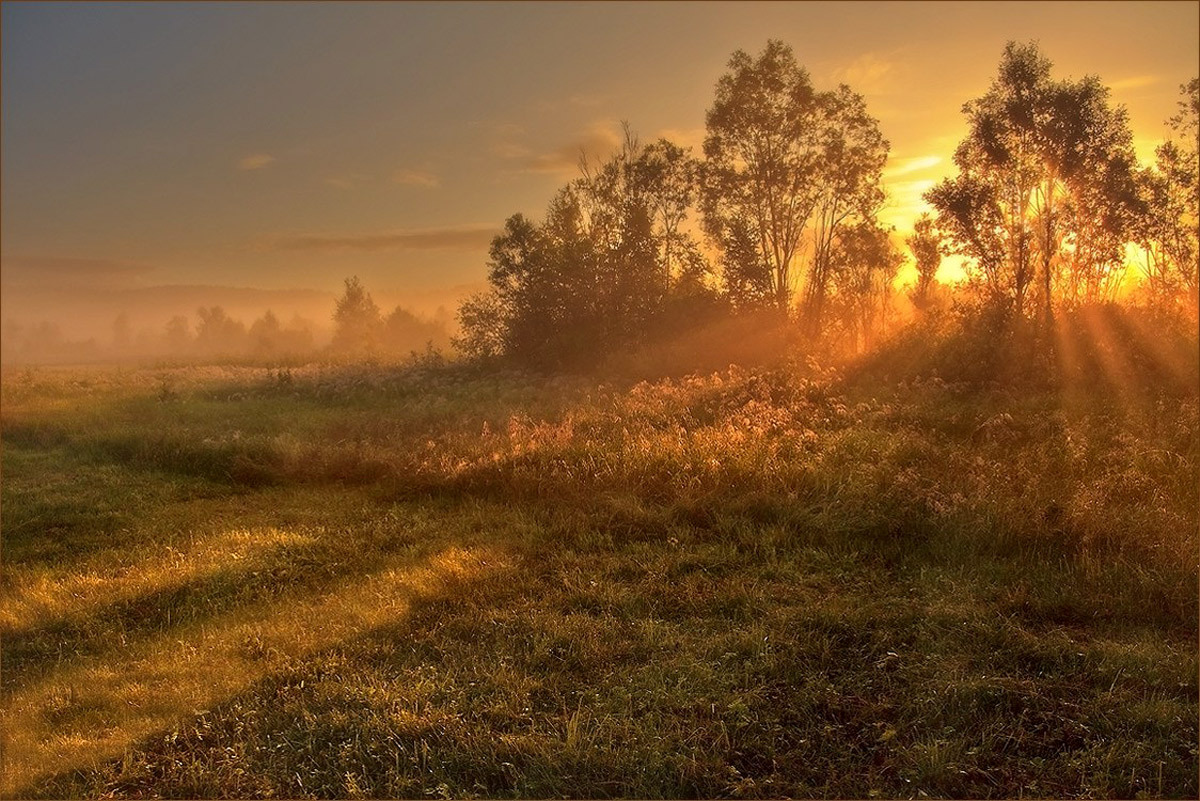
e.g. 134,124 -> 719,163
2,520 -> 423,696
2,534 -> 509,797
13,528 -> 1198,800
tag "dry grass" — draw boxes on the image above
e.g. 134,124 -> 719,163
1,321 -> 1196,798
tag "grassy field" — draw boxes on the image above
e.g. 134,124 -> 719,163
2,320 -> 1197,798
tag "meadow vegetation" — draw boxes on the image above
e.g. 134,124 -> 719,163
2,304 -> 1196,799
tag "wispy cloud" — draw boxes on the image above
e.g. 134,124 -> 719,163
392,168 -> 440,188
878,178 -> 938,233
1,256 -> 155,288
271,224 -> 498,253
325,173 -> 369,190
831,52 -> 896,94
885,155 -> 942,178
237,153 -> 275,171
500,121 -> 624,176
1109,75 -> 1161,91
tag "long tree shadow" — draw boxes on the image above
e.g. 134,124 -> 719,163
2,516 -> 429,696
10,566 -> 526,799
1,530 -> 511,797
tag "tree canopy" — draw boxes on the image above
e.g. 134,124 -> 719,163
926,42 -> 1142,319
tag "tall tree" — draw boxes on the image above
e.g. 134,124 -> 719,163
927,42 -> 1140,320
577,126 -> 666,348
702,40 -> 825,312
703,40 -> 888,328
629,138 -> 701,286
803,84 -> 889,333
1135,78 -> 1199,311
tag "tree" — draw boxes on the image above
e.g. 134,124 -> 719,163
459,130 -> 711,368
719,212 -> 775,310
1135,78 -> 1199,312
702,40 -> 888,328
248,310 -> 282,355
577,126 -> 666,349
453,291 -> 508,362
111,312 -> 132,351
906,214 -> 944,313
629,138 -> 701,286
195,306 -> 247,355
828,221 -> 904,352
803,84 -> 889,333
382,305 -> 448,354
164,315 -> 191,352
331,276 -> 383,355
703,40 -> 825,312
926,42 -> 1141,321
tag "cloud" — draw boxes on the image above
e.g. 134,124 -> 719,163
885,155 -> 943,178
238,153 -> 275,171
492,142 -> 533,160
271,224 -> 499,253
831,52 -> 896,95
504,121 -> 624,176
0,256 -> 155,289
392,169 -> 440,188
325,173 -> 369,190
1109,75 -> 1161,91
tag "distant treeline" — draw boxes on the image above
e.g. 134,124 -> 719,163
0,284 -> 451,365
455,40 -> 1198,370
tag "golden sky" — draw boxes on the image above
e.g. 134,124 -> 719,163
2,1 -> 1197,317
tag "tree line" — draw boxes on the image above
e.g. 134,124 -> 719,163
1,279 -> 450,365
455,40 -> 1199,369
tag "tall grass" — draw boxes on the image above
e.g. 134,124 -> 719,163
2,316 -> 1196,798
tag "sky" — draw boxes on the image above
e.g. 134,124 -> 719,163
2,1 -> 1198,336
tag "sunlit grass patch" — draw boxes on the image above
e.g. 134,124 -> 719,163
2,358 -> 1195,798
2,539 -> 506,795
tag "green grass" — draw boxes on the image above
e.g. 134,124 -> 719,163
1,354 -> 1196,798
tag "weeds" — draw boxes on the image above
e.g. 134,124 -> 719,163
1,328 -> 1196,798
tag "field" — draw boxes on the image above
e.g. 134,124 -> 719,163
2,320 -> 1198,798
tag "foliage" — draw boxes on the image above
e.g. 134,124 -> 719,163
906,214 -> 944,314
927,42 -> 1142,319
460,129 -> 716,369
2,346 -> 1195,798
827,220 -> 906,353
1135,78 -> 1200,314
194,306 -> 248,355
330,276 -> 383,355
702,40 -> 888,323
802,85 -> 890,333
702,40 -> 822,312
